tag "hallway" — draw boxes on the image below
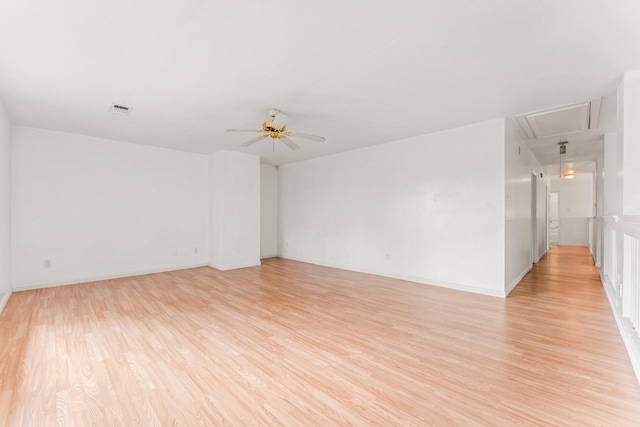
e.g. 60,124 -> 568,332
506,245 -> 640,424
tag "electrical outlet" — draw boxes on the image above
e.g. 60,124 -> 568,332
194,247 -> 199,254
385,253 -> 390,260
44,259 -> 51,268
172,249 -> 177,256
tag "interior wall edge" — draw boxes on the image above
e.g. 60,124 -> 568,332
0,291 -> 11,315
505,264 -> 533,297
0,97 -> 11,298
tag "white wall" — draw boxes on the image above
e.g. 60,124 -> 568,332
594,157 -> 604,265
260,164 -> 278,258
0,99 -> 11,309
603,132 -> 621,217
279,119 -> 506,296
550,174 -> 593,247
595,157 -> 604,218
209,152 -> 224,268
11,126 -> 209,289
209,150 -> 261,270
620,70 -> 640,215
504,118 -> 546,294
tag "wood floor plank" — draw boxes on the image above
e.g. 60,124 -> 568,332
1,246 -> 639,425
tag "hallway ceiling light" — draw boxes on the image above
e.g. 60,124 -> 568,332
563,171 -> 576,179
558,141 -> 568,178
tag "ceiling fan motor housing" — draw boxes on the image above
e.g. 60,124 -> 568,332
263,120 -> 286,138
227,109 -> 324,150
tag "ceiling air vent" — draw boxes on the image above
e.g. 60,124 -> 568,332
109,104 -> 131,115
516,98 -> 601,139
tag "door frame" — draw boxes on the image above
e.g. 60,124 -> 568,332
549,191 -> 559,246
531,171 -> 537,263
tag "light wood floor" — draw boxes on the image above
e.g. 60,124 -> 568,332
1,247 -> 639,426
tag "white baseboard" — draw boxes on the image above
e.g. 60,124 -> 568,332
533,246 -> 547,263
505,264 -> 532,297
11,263 -> 209,292
601,272 -> 640,385
209,262 -> 261,271
0,291 -> 12,314
278,254 -> 506,298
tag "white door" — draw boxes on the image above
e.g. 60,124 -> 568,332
550,192 -> 559,245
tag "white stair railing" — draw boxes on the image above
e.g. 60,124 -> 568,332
622,220 -> 640,338
601,215 -> 640,383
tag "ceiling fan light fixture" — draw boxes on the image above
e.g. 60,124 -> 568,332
226,108 -> 325,151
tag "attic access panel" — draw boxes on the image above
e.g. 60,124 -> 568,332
516,98 -> 601,139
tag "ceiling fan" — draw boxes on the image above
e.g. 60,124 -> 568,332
225,109 -> 325,151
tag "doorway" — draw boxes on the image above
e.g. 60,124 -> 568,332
550,192 -> 559,245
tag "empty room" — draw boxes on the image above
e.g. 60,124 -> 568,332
1,1 -> 640,425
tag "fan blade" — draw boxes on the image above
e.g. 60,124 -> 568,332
280,136 -> 301,151
286,131 -> 325,142
240,135 -> 266,147
272,113 -> 289,128
225,129 -> 261,133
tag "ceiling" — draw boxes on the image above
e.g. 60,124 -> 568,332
0,1 -> 639,166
